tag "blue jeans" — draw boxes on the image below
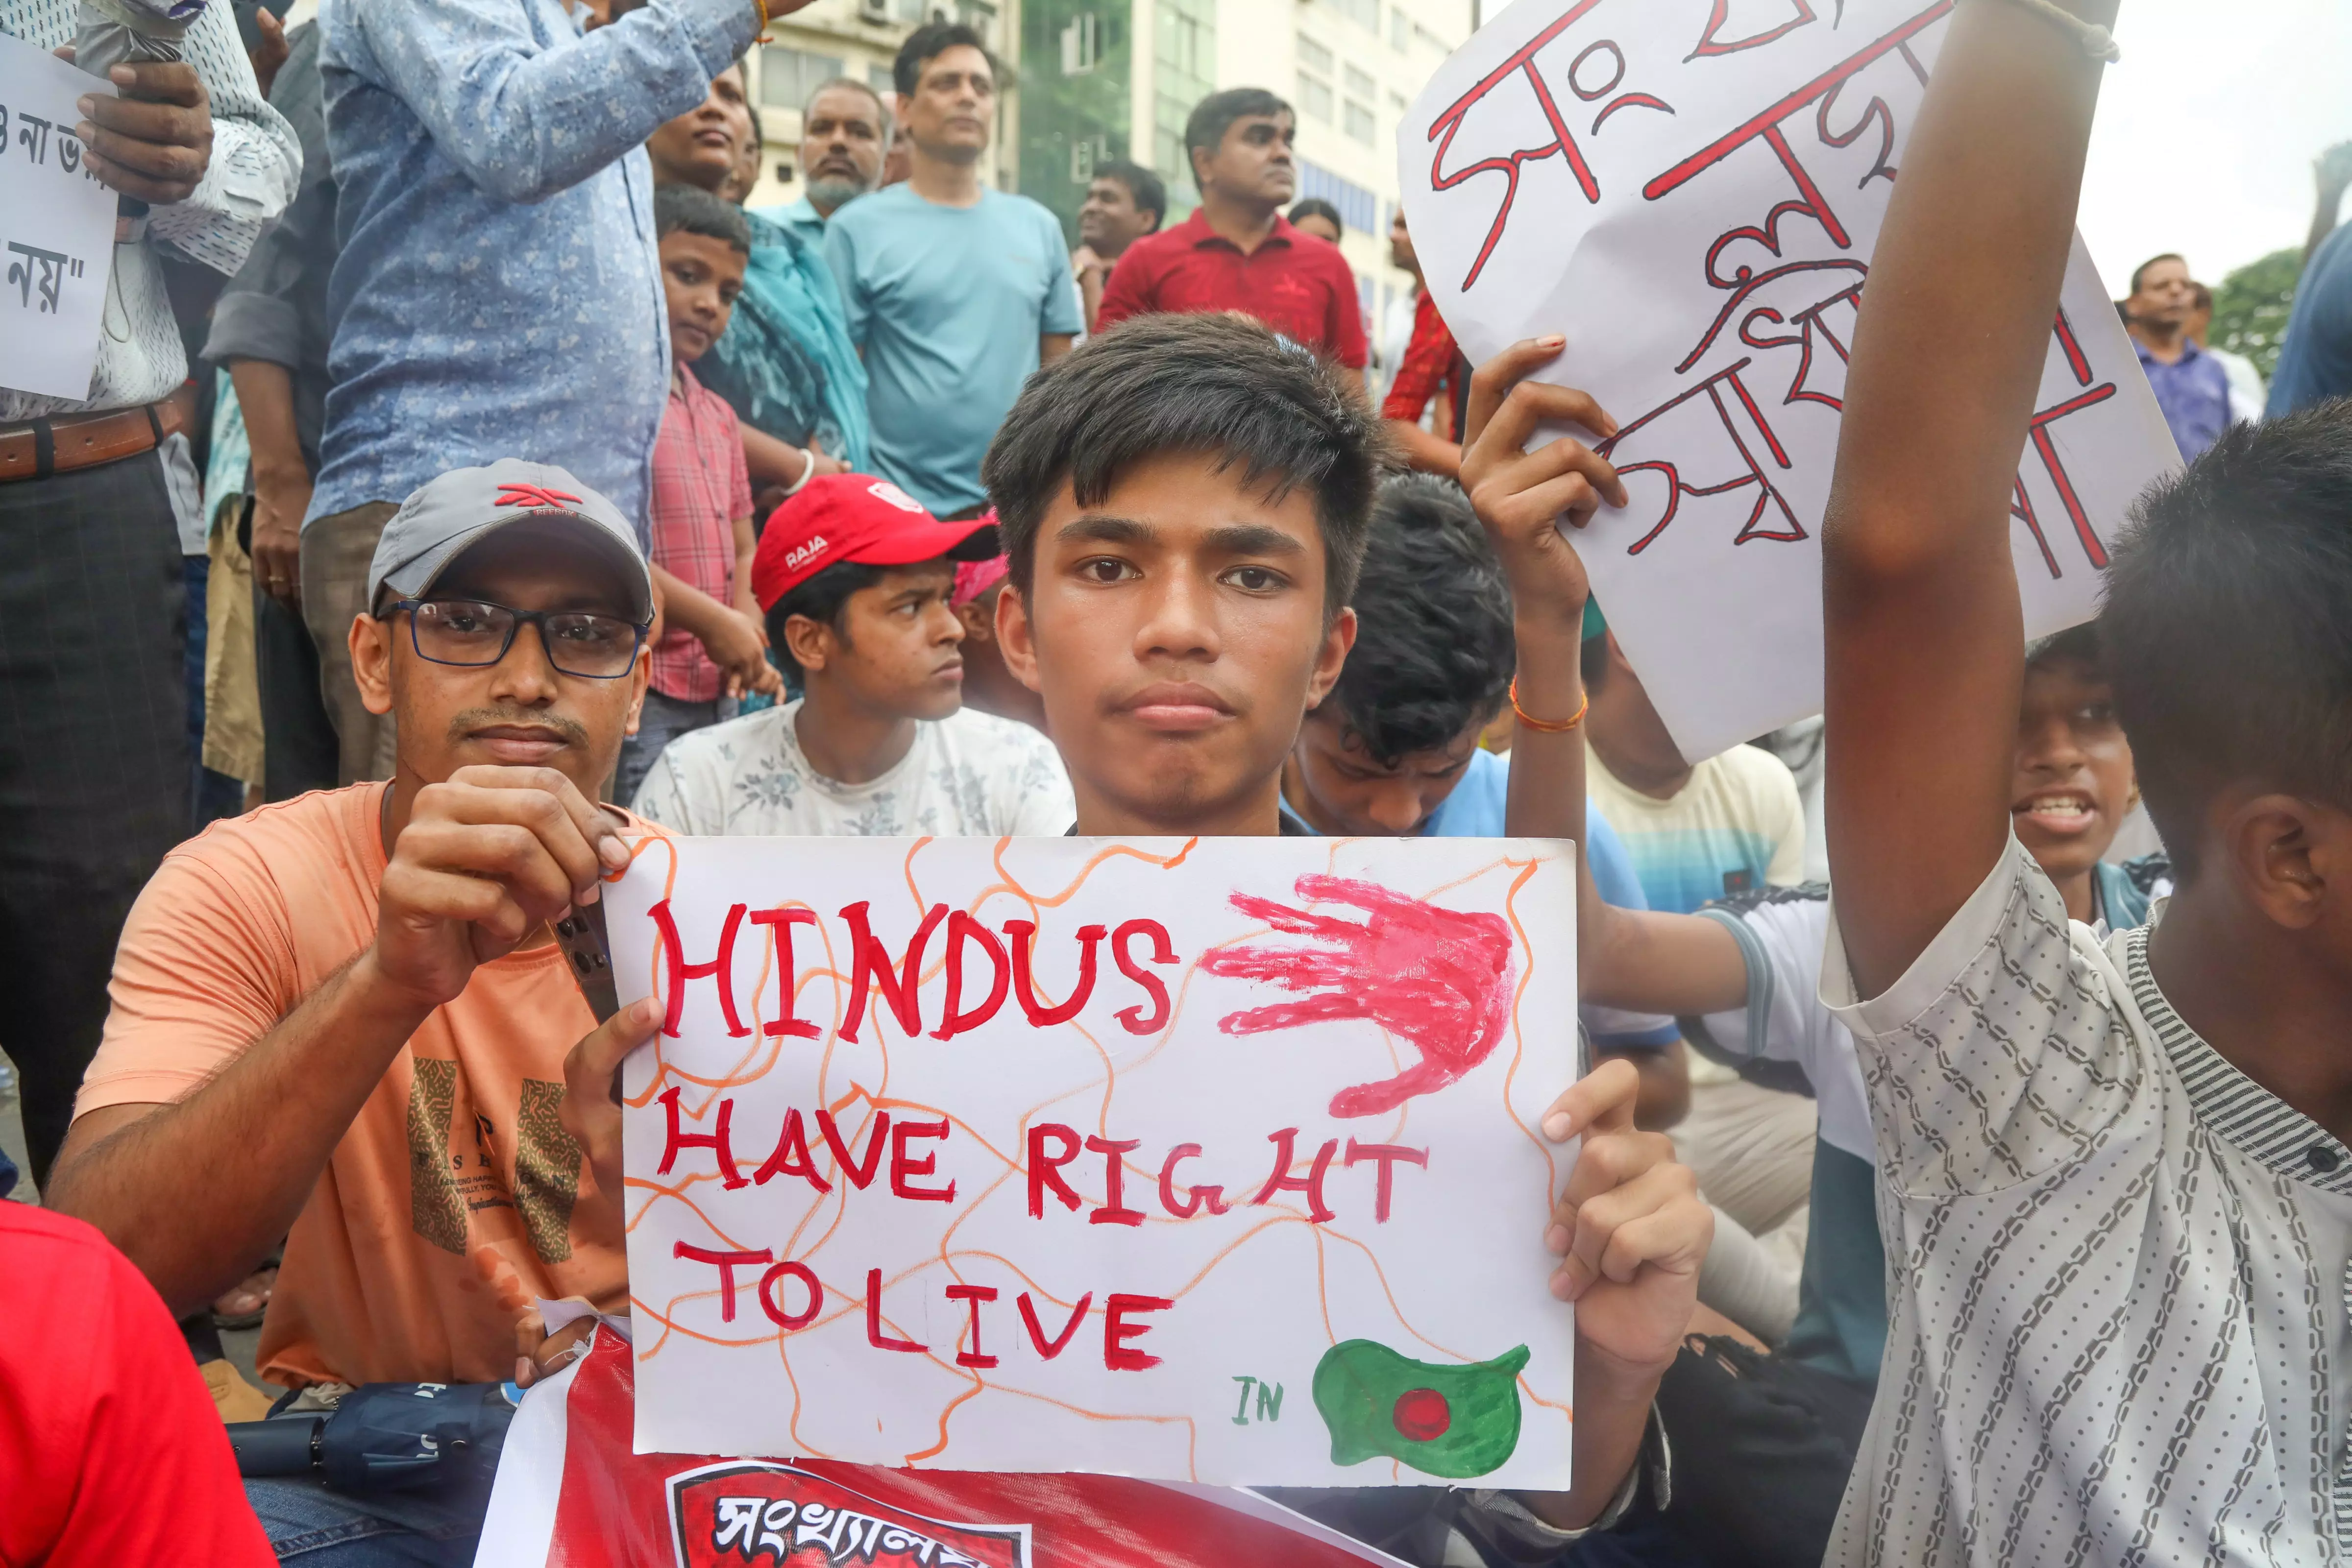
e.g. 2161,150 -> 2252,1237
244,1474 -> 489,1565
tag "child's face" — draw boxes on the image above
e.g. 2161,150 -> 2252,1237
658,230 -> 746,366
998,451 -> 1354,831
1290,710 -> 1484,837
786,562 -> 964,722
2011,654 -> 2136,882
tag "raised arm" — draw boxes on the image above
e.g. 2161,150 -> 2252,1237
138,0 -> 301,269
350,0 -> 767,204
1460,341 -> 1748,1017
1822,0 -> 2114,996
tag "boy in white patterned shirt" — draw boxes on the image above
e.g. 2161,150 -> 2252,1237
631,473 -> 1074,837
1820,0 -> 2352,1562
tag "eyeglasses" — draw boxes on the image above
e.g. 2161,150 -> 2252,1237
384,598 -> 647,680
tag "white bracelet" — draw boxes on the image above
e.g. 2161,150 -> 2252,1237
1980,0 -> 2120,62
780,448 -> 818,496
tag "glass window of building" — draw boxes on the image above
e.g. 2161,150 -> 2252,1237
1299,72 -> 1336,123
761,45 -> 846,109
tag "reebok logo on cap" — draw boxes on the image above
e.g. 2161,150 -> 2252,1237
752,474 -> 1002,612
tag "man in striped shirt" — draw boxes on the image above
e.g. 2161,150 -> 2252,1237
1823,0 -> 2352,1562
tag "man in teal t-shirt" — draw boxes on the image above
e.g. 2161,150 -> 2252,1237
825,23 -> 1081,516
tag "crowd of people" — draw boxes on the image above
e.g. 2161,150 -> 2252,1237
5,0 -> 2352,1562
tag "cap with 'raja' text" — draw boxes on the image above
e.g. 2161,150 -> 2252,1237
752,475 -> 999,611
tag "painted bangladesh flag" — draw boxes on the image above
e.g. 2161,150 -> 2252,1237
1310,1340 -> 1532,1479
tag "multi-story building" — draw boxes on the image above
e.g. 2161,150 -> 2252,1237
1011,0 -> 1472,377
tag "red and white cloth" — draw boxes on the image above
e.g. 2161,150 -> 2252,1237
476,1321 -> 1413,1568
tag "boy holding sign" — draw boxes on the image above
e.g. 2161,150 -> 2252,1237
986,312 -> 1707,1537
557,312 -> 1712,1548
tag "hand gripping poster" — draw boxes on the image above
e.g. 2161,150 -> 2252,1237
1399,0 -> 2180,761
606,832 -> 1579,1490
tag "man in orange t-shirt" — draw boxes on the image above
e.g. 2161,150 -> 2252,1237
45,458 -> 671,1559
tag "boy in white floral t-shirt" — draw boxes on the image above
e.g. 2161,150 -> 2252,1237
631,474 -> 1074,835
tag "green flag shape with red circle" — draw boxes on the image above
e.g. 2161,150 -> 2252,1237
1310,1340 -> 1532,1479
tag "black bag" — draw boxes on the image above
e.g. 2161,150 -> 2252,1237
1654,1335 -> 1874,1568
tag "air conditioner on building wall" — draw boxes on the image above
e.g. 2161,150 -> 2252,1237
856,0 -> 891,23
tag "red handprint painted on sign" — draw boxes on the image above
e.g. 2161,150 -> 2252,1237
1200,876 -> 1517,1120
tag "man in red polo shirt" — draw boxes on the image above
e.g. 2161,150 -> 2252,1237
1093,88 -> 1369,383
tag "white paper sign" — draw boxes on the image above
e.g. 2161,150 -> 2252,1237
608,832 -> 1578,1489
0,30 -> 116,401
1399,0 -> 2180,761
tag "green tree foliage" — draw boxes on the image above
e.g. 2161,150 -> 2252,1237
2210,247 -> 2303,381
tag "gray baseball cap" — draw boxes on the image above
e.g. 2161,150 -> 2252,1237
367,459 -> 654,624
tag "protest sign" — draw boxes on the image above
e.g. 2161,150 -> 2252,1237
0,31 -> 116,401
605,832 -> 1578,1488
1398,0 -> 2179,762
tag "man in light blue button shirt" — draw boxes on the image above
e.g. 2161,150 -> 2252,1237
303,0 -> 804,785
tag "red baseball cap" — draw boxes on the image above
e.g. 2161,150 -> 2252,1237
752,475 -> 999,611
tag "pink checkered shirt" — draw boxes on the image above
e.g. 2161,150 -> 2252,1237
647,364 -> 754,703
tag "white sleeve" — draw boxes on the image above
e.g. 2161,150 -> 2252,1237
1004,732 -> 1078,837
146,0 -> 300,274
1696,897 -> 1876,1160
1760,756 -> 1807,887
628,749 -> 698,833
1822,834 -> 2141,1198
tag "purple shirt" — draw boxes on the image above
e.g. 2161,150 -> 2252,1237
2134,338 -> 2231,461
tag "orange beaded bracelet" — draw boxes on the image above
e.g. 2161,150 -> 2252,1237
1509,677 -> 1589,734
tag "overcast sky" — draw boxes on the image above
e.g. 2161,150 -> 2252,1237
2078,0 -> 2352,291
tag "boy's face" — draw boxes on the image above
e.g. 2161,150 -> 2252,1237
659,230 -> 746,366
998,451 -> 1355,832
1290,709 -> 1485,837
785,562 -> 964,721
2011,653 -> 2135,884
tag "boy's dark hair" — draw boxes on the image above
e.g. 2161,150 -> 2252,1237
2099,404 -> 2352,880
894,21 -> 996,98
1094,159 -> 1167,231
655,184 -> 751,255
982,312 -> 1387,618
1318,475 -> 1513,766
1184,87 -> 1290,170
1288,197 -> 1343,237
2129,252 -> 2184,295
2026,621 -> 2102,674
763,560 -> 888,682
